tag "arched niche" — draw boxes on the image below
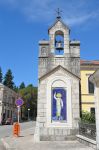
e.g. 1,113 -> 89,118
41,47 -> 46,56
52,79 -> 66,87
46,76 -> 72,127
51,80 -> 67,122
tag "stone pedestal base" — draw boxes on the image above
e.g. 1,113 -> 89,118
40,128 -> 78,141
34,124 -> 78,142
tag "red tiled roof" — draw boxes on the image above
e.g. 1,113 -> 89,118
80,60 -> 99,65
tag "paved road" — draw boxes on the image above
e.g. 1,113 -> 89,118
0,122 -> 94,150
0,121 -> 35,139
0,142 -> 5,150
0,121 -> 35,150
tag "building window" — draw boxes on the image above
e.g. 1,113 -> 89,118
88,80 -> 94,94
11,111 -> 12,118
90,107 -> 95,114
7,110 -> 9,118
41,47 -> 46,55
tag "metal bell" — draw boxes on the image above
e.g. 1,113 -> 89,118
56,40 -> 63,50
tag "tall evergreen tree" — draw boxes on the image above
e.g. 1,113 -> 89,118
0,67 -> 3,83
19,82 -> 25,89
3,69 -> 14,89
13,84 -> 19,92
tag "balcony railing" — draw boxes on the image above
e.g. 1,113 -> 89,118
79,122 -> 96,140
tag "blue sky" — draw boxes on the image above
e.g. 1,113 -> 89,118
0,0 -> 99,87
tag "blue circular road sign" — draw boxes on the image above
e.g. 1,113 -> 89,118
15,98 -> 24,106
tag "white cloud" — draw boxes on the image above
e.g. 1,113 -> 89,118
0,0 -> 99,26
64,11 -> 99,26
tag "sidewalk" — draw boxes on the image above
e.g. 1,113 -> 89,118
1,127 -> 94,150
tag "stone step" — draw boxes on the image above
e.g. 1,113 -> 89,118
40,135 -> 77,141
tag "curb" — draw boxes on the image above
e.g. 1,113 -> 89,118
0,127 -> 34,150
1,138 -> 10,150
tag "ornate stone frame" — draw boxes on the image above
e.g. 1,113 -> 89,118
46,76 -> 72,128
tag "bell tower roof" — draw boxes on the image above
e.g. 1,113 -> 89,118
48,9 -> 70,33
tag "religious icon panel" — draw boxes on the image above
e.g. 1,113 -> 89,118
52,88 -> 66,122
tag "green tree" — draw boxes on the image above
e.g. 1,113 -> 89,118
19,84 -> 37,120
19,82 -> 25,89
13,84 -> 19,92
81,111 -> 95,124
0,67 -> 3,83
3,69 -> 14,89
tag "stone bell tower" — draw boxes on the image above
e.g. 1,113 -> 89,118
34,11 -> 80,142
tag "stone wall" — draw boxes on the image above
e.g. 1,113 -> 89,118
39,56 -> 80,78
38,20 -> 80,79
36,68 -> 80,141
35,18 -> 80,142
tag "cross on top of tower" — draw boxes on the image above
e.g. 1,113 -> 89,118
56,8 -> 62,19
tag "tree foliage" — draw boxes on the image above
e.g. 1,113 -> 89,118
3,69 -> 14,89
19,82 -> 25,89
0,67 -> 3,83
1,67 -> 37,120
13,84 -> 19,92
81,111 -> 95,124
19,84 -> 37,120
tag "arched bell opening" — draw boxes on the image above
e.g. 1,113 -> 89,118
55,30 -> 64,55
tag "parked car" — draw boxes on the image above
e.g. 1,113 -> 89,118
1,119 -> 6,125
5,118 -> 13,125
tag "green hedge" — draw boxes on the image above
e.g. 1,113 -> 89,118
81,111 -> 95,124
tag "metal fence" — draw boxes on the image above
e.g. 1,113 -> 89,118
79,122 -> 96,140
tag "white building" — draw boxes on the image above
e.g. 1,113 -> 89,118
0,83 -> 18,124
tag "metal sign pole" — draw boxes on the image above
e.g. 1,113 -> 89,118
28,108 -> 30,121
13,98 -> 24,137
17,106 -> 20,124
15,98 -> 24,123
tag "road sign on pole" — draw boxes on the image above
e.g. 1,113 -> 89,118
15,98 -> 23,124
13,98 -> 23,137
15,98 -> 24,107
